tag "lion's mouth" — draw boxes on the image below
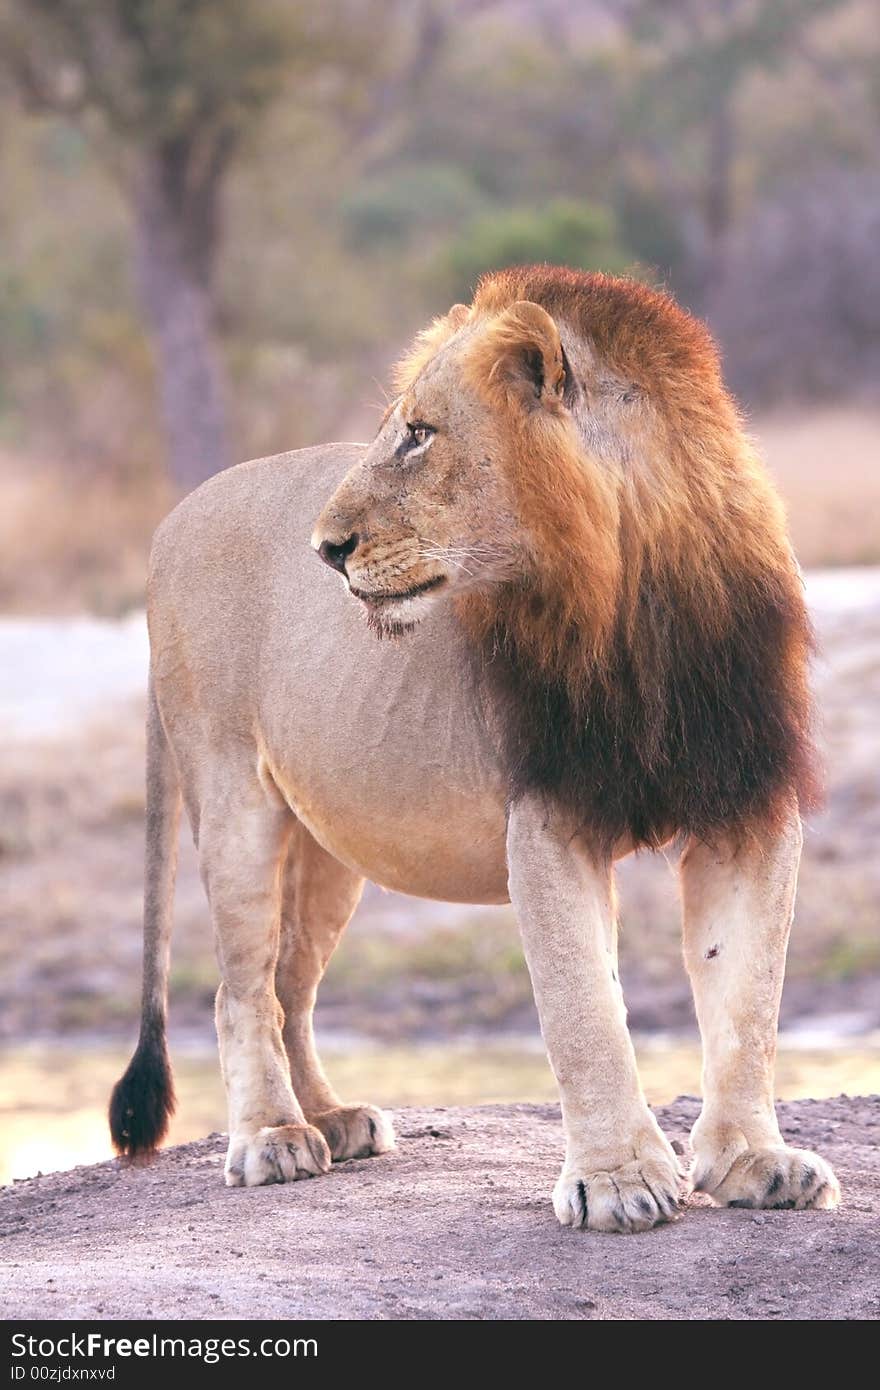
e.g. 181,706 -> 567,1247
349,574 -> 447,638
349,574 -> 447,607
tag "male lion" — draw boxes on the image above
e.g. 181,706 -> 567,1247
111,266 -> 840,1233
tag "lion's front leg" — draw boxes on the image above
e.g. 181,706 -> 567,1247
681,810 -> 840,1212
507,795 -> 683,1234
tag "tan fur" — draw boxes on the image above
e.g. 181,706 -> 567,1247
112,267 -> 838,1233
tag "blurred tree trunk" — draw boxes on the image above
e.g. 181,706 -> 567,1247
133,146 -> 229,491
0,0 -> 304,491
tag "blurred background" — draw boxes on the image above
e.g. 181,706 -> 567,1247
1,0 -> 878,1184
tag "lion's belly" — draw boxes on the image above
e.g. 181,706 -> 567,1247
283,784 -> 511,903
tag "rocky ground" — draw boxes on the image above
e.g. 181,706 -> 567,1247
1,1096 -> 877,1321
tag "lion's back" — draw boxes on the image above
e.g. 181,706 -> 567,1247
149,443 -> 365,600
145,443 -> 368,727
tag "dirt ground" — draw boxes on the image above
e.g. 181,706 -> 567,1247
1,1096 -> 877,1321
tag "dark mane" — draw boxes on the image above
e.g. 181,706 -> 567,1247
479,562 -> 818,852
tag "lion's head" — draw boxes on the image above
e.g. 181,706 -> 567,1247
311,288 -> 619,650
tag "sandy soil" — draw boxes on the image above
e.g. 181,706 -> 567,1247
1,1096 -> 877,1321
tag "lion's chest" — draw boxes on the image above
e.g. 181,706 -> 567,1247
258,604 -> 511,904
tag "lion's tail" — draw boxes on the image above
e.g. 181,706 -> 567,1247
109,675 -> 180,1157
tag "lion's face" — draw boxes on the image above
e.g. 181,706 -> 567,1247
312,337 -> 525,637
312,298 -> 589,637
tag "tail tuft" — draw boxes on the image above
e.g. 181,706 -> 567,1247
109,1021 -> 176,1158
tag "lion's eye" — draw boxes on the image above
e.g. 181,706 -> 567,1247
407,423 -> 434,448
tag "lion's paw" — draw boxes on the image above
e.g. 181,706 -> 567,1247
310,1104 -> 395,1162
553,1154 -> 683,1235
696,1145 -> 841,1211
224,1123 -> 331,1187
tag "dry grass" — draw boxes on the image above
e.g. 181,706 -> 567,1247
757,407 -> 880,567
0,450 -> 173,616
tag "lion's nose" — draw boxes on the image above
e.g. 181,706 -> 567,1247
317,533 -> 359,575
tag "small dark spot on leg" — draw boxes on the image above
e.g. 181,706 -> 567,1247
801,1167 -> 816,1191
729,1198 -> 756,1209
368,1116 -> 377,1141
705,944 -> 720,960
635,1193 -> 654,1217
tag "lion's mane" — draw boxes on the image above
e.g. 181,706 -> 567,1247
400,266 -> 818,849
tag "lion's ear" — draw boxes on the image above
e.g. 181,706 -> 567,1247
473,301 -> 568,410
446,303 -> 471,330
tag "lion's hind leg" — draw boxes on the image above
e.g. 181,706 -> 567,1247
681,810 -> 840,1212
275,821 -> 395,1162
199,763 -> 331,1186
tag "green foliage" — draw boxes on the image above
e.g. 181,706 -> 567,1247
1,0 -> 302,144
323,914 -> 526,993
441,199 -> 635,301
616,185 -> 689,285
818,936 -> 880,982
110,0 -> 293,136
340,163 -> 487,250
628,0 -> 851,126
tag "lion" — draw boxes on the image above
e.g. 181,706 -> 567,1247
110,265 -> 840,1233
